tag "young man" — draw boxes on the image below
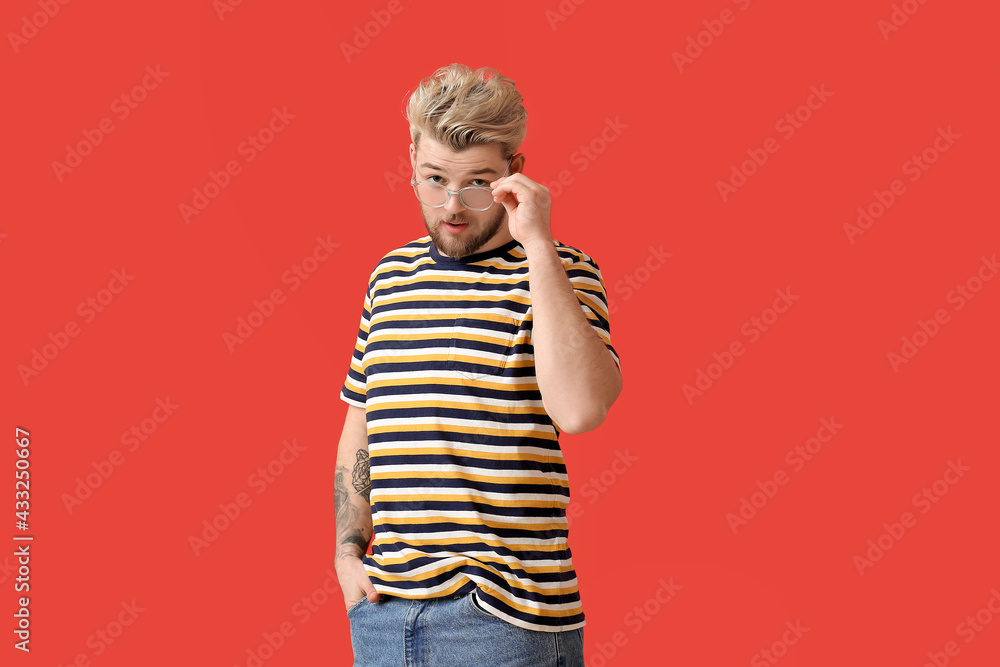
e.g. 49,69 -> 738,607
335,63 -> 622,666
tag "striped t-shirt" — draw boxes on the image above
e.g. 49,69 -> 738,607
340,234 -> 620,633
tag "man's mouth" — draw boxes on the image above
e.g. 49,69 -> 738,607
442,221 -> 468,233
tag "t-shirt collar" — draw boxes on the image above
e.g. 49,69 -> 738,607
428,237 -> 522,265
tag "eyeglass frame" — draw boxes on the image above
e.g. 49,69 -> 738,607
410,156 -> 514,211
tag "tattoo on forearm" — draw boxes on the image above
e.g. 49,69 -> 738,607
341,533 -> 369,556
335,463 -> 371,560
353,449 -> 371,503
335,467 -> 355,523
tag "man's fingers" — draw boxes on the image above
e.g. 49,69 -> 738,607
345,589 -> 376,611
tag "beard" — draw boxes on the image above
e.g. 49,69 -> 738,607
421,204 -> 508,259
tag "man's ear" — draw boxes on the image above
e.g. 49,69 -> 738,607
513,152 -> 526,174
409,142 -> 417,170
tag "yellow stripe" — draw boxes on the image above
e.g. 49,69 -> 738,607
367,423 -> 556,440
371,470 -> 569,488
369,446 -> 558,462
373,515 -> 566,530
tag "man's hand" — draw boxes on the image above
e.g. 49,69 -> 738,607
490,171 -> 552,248
336,555 -> 381,611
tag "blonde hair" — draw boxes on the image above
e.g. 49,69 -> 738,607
405,64 -> 527,160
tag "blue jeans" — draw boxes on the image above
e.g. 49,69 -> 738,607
348,590 -> 584,666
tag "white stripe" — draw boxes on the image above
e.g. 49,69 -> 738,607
369,306 -> 526,322
365,347 -> 510,364
361,369 -> 539,386
372,529 -> 569,546
368,416 -> 551,433
366,393 -> 544,410
372,545 -> 575,571
372,487 -> 567,502
367,440 -> 560,457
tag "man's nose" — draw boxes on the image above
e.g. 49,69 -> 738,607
444,190 -> 466,215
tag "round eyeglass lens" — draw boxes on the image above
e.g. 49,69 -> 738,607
415,182 -> 448,206
459,188 -> 494,210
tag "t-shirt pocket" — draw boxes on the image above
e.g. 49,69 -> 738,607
446,316 -> 518,380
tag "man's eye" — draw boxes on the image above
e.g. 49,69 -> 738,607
425,175 -> 488,187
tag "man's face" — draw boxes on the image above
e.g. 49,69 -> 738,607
410,137 -> 512,259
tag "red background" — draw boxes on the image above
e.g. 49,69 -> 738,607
3,0 -> 999,665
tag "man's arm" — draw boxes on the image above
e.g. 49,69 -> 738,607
523,238 -> 623,434
489,169 -> 622,434
334,404 -> 380,606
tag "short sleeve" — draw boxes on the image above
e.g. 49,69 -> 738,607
564,249 -> 621,373
340,279 -> 373,407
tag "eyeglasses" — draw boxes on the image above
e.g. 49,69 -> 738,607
410,156 -> 513,211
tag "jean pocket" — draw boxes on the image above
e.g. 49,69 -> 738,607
346,596 -> 369,617
467,591 -> 501,621
447,316 -> 517,380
